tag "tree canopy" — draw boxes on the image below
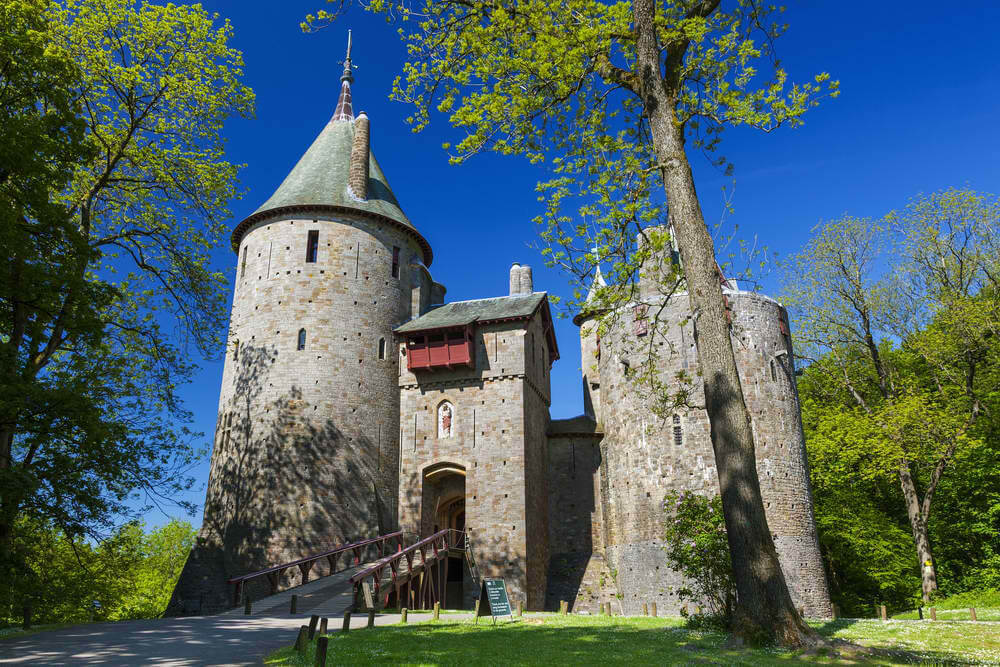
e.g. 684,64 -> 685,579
0,0 -> 253,617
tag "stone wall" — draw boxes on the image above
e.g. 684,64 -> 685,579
545,428 -> 612,612
593,288 -> 832,617
168,210 -> 425,615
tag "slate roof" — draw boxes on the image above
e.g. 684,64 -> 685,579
395,293 -> 547,334
230,77 -> 432,264
250,121 -> 410,228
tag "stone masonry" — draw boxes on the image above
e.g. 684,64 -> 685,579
169,40 -> 832,618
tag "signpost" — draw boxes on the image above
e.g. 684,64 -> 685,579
476,578 -> 513,624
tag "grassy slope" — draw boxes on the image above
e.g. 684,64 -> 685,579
264,614 -> 1000,665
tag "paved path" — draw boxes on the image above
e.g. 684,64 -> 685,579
0,564 -> 448,666
0,609 -> 464,666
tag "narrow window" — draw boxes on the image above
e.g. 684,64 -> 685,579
241,246 -> 248,278
391,246 -> 400,278
770,359 -> 777,381
297,328 -> 307,350
306,230 -> 319,263
378,337 -> 386,360
672,414 -> 683,446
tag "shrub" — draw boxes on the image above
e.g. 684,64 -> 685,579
662,491 -> 735,628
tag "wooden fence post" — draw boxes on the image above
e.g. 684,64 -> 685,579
559,600 -> 568,615
642,603 -> 648,616
367,609 -> 376,628
831,603 -> 839,620
970,607 -> 978,621
290,594 -> 297,615
401,608 -> 408,623
651,602 -> 657,617
314,636 -> 329,667
319,617 -> 328,636
930,607 -> 937,621
342,611 -> 351,633
294,625 -> 309,653
308,615 -> 319,639
879,605 -> 887,621
517,600 -> 523,617
433,601 -> 440,620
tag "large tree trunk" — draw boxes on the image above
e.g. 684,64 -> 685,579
631,0 -> 817,646
898,460 -> 938,603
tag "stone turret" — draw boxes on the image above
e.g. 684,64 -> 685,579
575,266 -> 605,423
166,32 -> 438,616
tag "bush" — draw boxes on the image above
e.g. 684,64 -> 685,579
662,491 -> 735,628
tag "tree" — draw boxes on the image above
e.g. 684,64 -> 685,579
782,189 -> 1000,603
1,518 -> 196,625
0,0 -> 254,615
306,0 -> 836,646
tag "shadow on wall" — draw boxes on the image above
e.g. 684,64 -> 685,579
705,365 -> 798,617
166,343 -> 388,616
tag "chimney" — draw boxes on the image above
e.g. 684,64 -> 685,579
519,264 -> 533,294
349,111 -> 370,200
509,263 -> 521,295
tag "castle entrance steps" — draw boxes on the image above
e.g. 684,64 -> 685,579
221,532 -> 406,616
218,562 -> 375,617
349,529 -> 471,611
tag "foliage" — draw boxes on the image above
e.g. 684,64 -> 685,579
0,0 -> 253,612
305,0 -> 836,403
0,518 -> 196,626
782,189 -> 1000,603
662,491 -> 734,627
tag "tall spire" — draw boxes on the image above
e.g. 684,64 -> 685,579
332,30 -> 355,121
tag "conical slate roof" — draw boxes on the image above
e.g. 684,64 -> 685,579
248,120 -> 412,228
230,35 -> 432,264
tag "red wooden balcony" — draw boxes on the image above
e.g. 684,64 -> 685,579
405,327 -> 475,371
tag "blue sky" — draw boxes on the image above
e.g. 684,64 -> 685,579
151,1 -> 1000,528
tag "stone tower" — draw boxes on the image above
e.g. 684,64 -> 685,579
394,266 -> 558,609
167,35 -> 437,615
581,248 -> 833,617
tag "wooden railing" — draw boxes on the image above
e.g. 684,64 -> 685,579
349,529 -> 464,611
227,531 -> 405,607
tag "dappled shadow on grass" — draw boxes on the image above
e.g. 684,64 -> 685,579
267,616 -> 984,666
265,616 -> 998,666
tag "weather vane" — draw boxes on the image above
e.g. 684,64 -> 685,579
340,29 -> 355,83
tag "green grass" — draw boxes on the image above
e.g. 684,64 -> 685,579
892,590 -> 1000,621
0,622 -> 85,641
263,614 -> 1000,665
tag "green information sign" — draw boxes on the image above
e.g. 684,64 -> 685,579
476,578 -> 512,623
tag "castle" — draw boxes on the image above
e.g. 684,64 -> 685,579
168,39 -> 832,618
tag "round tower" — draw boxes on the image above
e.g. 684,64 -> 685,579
167,34 -> 434,614
592,282 -> 831,617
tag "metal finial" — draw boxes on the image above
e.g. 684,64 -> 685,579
340,29 -> 354,83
